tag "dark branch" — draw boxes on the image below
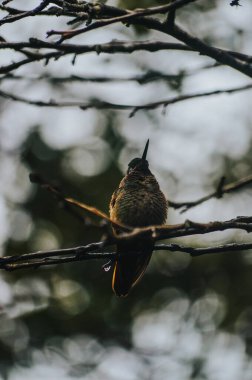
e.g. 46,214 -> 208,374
0,71 -> 186,86
170,174 -> 252,213
0,83 -> 251,115
114,216 -> 252,243
132,17 -> 252,79
0,40 -> 191,74
0,241 -> 115,271
0,0 -> 50,26
46,0 -> 198,42
2,234 -> 252,271
1,38 -> 251,76
155,242 -> 252,256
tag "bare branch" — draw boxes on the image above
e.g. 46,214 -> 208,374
0,83 -> 251,114
131,17 -> 252,79
2,223 -> 252,271
170,174 -> 252,213
46,0 -> 198,42
0,241 -> 115,271
0,0 -> 50,26
114,216 -> 252,244
1,38 -> 251,76
0,71 -> 186,85
154,242 -> 252,256
2,1 -> 252,79
39,2 -> 252,79
0,40 -> 191,74
128,84 -> 252,117
0,40 -> 191,54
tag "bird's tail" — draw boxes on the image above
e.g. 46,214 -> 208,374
112,242 -> 153,297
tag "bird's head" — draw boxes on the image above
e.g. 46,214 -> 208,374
127,139 -> 150,175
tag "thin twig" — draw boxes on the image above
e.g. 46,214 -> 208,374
0,83 -> 251,114
170,174 -> 252,213
154,242 -> 252,256
0,0 -> 50,26
46,0 -> 198,42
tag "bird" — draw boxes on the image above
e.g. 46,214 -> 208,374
109,140 -> 168,297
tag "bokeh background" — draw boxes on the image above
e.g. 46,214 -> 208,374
1,0 -> 252,378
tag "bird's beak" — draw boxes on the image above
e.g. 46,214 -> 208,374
141,139 -> 149,160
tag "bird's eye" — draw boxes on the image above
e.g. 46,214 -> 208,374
127,166 -> 134,174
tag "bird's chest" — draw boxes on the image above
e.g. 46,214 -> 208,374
111,181 -> 166,227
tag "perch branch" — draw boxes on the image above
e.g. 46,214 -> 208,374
2,236 -> 252,271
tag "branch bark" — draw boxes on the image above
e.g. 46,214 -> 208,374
2,230 -> 252,271
0,83 -> 251,115
170,174 -> 252,213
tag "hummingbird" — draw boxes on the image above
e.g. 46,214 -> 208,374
109,140 -> 168,297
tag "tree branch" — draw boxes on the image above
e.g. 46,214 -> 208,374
0,71 -> 186,86
46,0 -> 198,42
0,0 -> 50,26
0,83 -> 251,115
2,232 -> 252,271
132,17 -> 252,79
1,38 -> 251,75
155,242 -> 252,256
170,174 -> 252,213
2,1 -> 252,79
0,241 -> 115,271
41,2 -> 252,79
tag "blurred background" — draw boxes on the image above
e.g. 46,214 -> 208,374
1,0 -> 252,378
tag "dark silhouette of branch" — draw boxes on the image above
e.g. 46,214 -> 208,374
170,174 -> 252,213
0,84 -> 251,115
0,40 -> 191,74
132,17 -> 252,79
114,216 -> 252,243
1,229 -> 252,271
29,173 -> 130,231
41,2 -> 252,78
0,71 -> 186,85
0,3 -> 88,20
154,242 -> 252,256
46,0 -> 198,42
0,62 -> 221,85
128,84 -> 252,116
1,1 -> 251,79
2,38 -> 251,76
0,241 -> 115,271
0,40 -> 191,54
0,37 -> 251,76
0,0 -> 50,26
